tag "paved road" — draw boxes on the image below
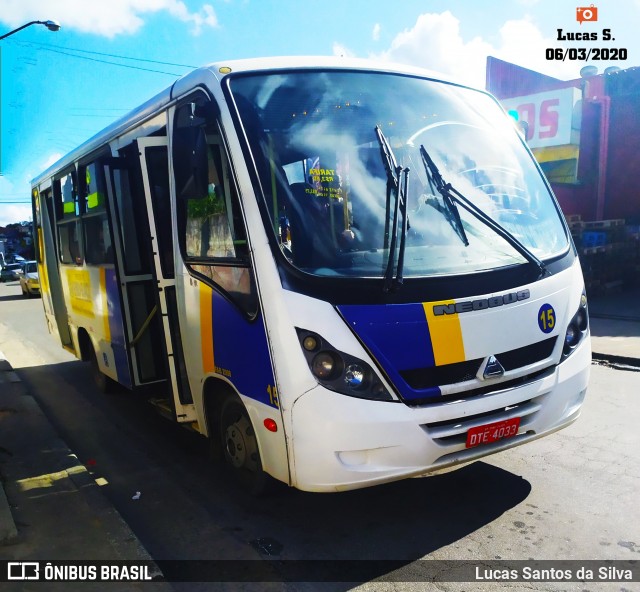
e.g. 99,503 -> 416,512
0,280 -> 638,591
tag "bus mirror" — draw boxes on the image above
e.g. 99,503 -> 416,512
174,126 -> 209,200
193,101 -> 216,120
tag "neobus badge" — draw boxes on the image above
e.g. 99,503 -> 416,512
432,289 -> 531,316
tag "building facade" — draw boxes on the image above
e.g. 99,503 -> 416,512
486,57 -> 640,293
486,56 -> 640,224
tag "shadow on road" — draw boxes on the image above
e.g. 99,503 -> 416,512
15,359 -> 532,588
0,292 -> 30,302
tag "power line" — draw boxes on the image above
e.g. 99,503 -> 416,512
41,46 -> 183,76
8,41 -> 188,76
69,113 -> 128,118
68,108 -> 131,111
11,39 -> 198,69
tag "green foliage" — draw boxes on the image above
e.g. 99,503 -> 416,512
187,188 -> 226,219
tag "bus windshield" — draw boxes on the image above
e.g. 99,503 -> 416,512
228,70 -> 569,279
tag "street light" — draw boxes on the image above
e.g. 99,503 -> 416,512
0,20 -> 61,41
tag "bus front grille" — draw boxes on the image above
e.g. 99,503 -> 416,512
400,337 -> 558,390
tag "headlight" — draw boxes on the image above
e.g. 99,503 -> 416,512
296,328 -> 394,401
312,352 -> 340,380
563,289 -> 589,358
564,323 -> 580,348
344,364 -> 366,388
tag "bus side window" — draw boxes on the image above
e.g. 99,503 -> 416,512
145,146 -> 174,279
83,216 -> 113,264
57,220 -> 82,265
173,95 -> 257,316
54,171 -> 83,265
81,162 -> 113,265
182,142 -> 241,259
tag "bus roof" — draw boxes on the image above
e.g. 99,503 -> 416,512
31,56 -> 467,187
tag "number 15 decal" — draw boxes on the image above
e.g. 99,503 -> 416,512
538,303 -> 556,333
267,384 -> 280,408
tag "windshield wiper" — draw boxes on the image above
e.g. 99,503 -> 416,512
419,144 -> 548,278
420,146 -> 469,247
375,126 -> 409,292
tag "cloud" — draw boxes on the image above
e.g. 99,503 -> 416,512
41,152 -> 64,170
0,204 -> 33,226
372,23 -> 381,42
372,11 -> 579,88
372,12 -> 492,87
0,0 -> 219,38
0,152 -> 64,226
495,17 -> 578,80
0,176 -> 31,226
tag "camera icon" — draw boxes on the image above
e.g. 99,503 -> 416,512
576,5 -> 598,24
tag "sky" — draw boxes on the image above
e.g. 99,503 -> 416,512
1,0 -> 639,225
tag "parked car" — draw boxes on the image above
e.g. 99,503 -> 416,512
19,261 -> 40,297
0,263 -> 22,282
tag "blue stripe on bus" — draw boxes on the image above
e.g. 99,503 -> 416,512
337,303 -> 440,400
210,291 -> 276,408
105,268 -> 132,388
338,303 -> 436,369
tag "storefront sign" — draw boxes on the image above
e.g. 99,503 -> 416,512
502,87 -> 581,149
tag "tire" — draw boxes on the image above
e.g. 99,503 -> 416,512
89,345 -> 114,394
219,396 -> 274,496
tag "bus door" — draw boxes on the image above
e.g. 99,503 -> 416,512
103,156 -> 165,391
37,188 -> 74,349
136,137 -> 196,423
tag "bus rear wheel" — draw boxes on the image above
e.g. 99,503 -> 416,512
219,397 -> 272,496
89,345 -> 114,394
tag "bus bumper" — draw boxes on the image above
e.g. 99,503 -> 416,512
289,337 -> 591,492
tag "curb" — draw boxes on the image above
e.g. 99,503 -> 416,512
0,350 -> 21,544
591,351 -> 640,370
0,479 -> 18,544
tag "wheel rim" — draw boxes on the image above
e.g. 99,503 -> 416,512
223,408 -> 259,473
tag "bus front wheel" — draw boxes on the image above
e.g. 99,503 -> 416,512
219,397 -> 272,496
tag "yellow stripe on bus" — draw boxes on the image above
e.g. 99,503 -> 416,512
67,269 -> 94,317
423,301 -> 466,366
200,283 -> 215,374
99,268 -> 111,342
37,228 -> 50,296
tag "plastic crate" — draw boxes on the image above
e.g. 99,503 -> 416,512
582,231 -> 607,247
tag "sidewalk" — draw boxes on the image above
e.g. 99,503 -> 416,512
0,287 -> 638,587
589,286 -> 640,367
0,350 -> 170,590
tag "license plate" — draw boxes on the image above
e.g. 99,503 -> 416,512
466,417 -> 521,448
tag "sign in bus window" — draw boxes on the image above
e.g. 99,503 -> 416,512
84,163 -> 107,211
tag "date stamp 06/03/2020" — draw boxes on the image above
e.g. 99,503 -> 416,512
546,5 -> 628,62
